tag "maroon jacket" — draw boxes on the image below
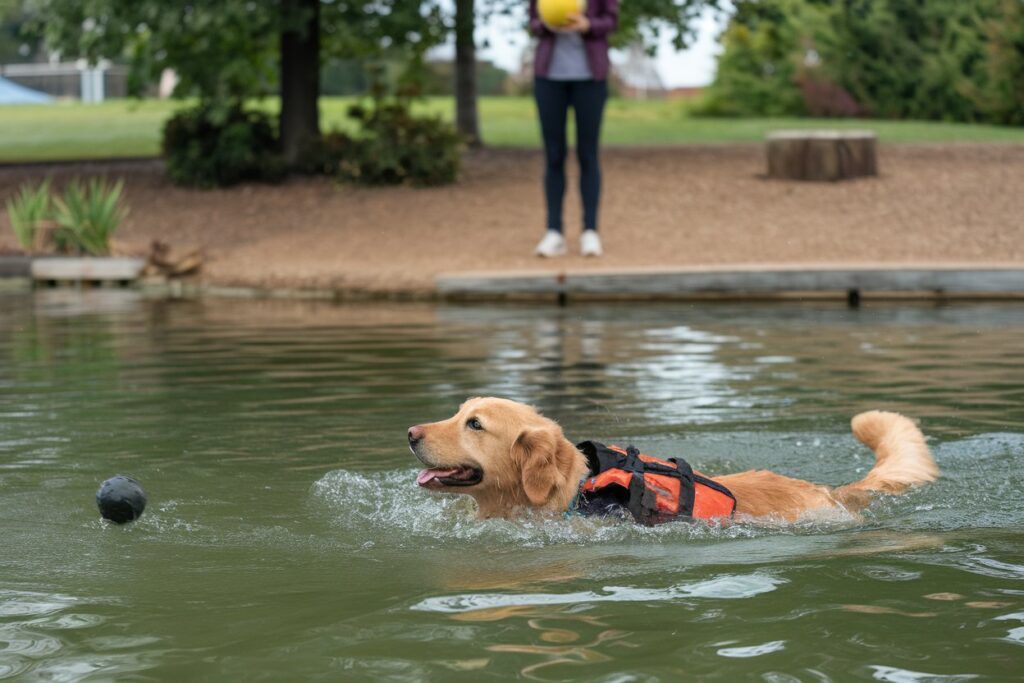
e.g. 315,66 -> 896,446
529,0 -> 619,81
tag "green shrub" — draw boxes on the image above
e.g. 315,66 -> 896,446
690,0 -> 808,118
5,179 -> 52,252
313,131 -> 356,177
51,178 -> 128,256
697,0 -> 1022,124
161,105 -> 286,188
325,94 -> 461,187
967,0 -> 1024,125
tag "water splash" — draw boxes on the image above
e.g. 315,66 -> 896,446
311,468 -> 864,548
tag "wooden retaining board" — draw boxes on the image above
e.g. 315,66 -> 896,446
30,257 -> 146,282
437,265 -> 1024,299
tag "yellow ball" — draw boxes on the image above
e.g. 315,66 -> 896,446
538,0 -> 586,28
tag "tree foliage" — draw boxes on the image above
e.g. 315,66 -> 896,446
27,0 -> 444,107
27,0 -> 452,182
615,0 -> 723,50
697,0 -> 1024,125
0,0 -> 42,62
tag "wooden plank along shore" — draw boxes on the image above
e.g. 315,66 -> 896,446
30,257 -> 146,281
437,265 -> 1024,300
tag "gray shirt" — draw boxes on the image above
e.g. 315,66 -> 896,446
546,32 -> 593,81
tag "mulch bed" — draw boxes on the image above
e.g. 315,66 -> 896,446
2,145 -> 1022,293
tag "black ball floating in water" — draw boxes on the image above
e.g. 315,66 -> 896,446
96,475 -> 147,524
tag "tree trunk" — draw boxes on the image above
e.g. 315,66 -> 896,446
455,0 -> 482,147
280,0 -> 321,167
766,130 -> 878,181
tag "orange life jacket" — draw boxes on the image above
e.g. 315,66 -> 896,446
574,441 -> 736,526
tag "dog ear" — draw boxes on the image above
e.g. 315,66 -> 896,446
513,427 -> 573,506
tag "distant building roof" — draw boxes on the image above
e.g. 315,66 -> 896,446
0,75 -> 53,104
614,44 -> 665,92
667,86 -> 705,100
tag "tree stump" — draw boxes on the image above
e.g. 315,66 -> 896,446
766,130 -> 878,181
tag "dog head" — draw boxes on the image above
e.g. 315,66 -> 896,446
407,397 -> 582,516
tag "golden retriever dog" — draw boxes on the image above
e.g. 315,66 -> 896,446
409,397 -> 938,522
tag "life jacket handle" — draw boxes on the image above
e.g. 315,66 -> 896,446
576,440 -> 736,525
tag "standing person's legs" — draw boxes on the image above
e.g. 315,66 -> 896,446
534,77 -> 570,234
570,79 -> 608,233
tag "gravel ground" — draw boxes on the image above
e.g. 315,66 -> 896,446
1,145 -> 1022,293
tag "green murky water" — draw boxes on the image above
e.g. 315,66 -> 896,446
2,291 -> 1023,681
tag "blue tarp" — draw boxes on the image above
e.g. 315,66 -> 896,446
0,76 -> 53,104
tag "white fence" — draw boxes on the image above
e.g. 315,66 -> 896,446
0,61 -> 129,101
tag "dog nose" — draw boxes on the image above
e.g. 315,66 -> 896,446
408,425 -> 424,446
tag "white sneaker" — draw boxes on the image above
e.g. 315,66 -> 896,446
535,230 -> 567,257
580,230 -> 603,257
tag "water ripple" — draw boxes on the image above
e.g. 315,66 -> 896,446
3,296 -> 1024,679
869,665 -> 979,682
715,639 -> 787,658
411,573 -> 787,613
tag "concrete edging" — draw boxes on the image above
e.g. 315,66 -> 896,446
436,264 -> 1024,301
6,261 -> 1024,303
0,255 -> 31,278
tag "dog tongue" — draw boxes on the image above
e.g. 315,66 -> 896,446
417,468 -> 458,485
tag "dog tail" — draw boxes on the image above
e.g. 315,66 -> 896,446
834,410 -> 938,508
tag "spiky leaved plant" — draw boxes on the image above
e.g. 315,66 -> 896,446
51,178 -> 128,256
5,179 -> 52,252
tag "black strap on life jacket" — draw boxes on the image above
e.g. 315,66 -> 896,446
574,440 -> 737,526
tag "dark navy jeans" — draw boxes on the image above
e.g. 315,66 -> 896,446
534,77 -> 608,233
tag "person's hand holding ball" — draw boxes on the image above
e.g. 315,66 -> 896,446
559,12 -> 590,33
539,0 -> 589,33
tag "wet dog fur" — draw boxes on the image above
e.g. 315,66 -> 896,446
408,397 -> 939,522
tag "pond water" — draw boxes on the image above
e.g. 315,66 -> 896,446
1,291 -> 1023,681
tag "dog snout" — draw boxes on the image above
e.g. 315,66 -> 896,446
408,425 -> 425,448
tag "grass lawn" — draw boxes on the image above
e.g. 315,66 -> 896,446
2,96 -> 1023,163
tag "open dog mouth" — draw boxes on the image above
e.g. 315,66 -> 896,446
416,465 -> 483,488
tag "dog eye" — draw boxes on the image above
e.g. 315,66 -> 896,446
466,417 -> 483,431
